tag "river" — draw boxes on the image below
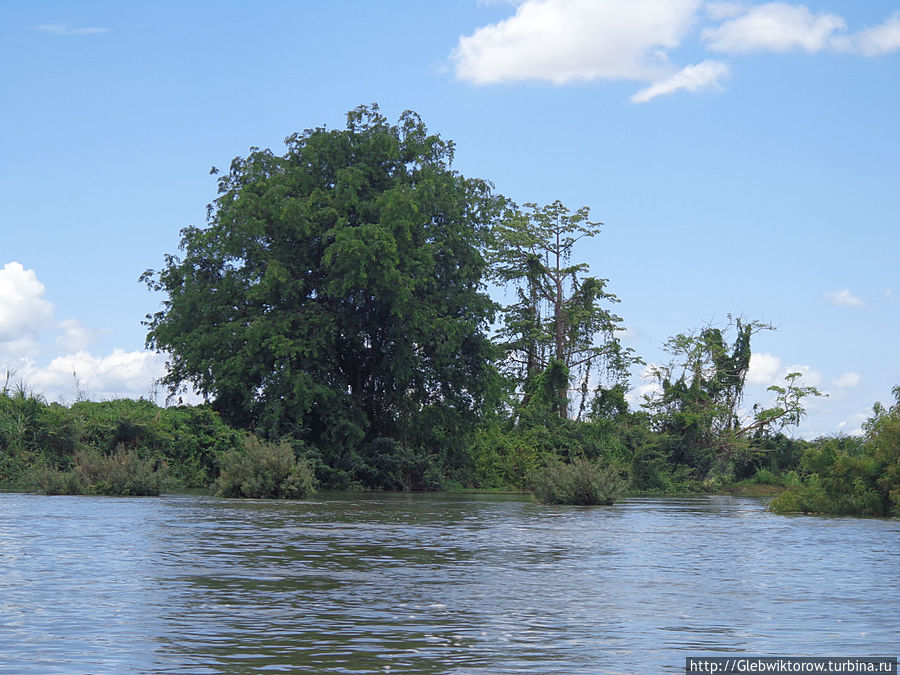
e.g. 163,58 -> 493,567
1,492 -> 897,673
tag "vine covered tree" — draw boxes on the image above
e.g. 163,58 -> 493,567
142,105 -> 501,486
489,200 -> 637,421
645,317 -> 825,473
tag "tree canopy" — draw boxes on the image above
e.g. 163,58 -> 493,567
132,103 -> 864,498
645,317 -> 824,474
142,105 -> 501,483
489,200 -> 636,422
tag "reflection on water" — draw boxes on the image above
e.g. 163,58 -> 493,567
1,492 -> 897,673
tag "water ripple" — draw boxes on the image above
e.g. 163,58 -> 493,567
0,493 -> 897,673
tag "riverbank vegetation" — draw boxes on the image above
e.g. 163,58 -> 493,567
531,457 -> 627,505
3,105 -> 895,513
769,387 -> 900,517
0,387 -> 242,494
215,436 -> 316,499
31,445 -> 166,496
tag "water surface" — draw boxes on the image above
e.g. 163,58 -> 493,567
1,492 -> 897,673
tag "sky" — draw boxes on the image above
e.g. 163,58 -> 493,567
1,0 -> 898,437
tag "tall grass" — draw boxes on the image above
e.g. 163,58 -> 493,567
30,444 -> 166,496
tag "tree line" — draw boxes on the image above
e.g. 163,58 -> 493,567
2,105 -> 896,514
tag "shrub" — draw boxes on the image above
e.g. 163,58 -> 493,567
769,405 -> 900,516
531,457 -> 628,505
69,400 -> 243,487
30,444 -> 166,496
215,435 -> 316,499
0,388 -> 244,490
770,476 -> 885,516
30,464 -> 84,496
751,467 -> 780,485
468,424 -> 541,490
353,437 -> 416,491
782,470 -> 803,487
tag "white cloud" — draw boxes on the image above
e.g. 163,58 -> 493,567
36,24 -> 108,36
824,289 -> 863,306
0,262 -> 54,351
0,263 -> 171,403
452,0 -> 702,85
837,412 -> 868,436
702,2 -> 846,53
857,12 -> 900,55
833,11 -> 900,56
783,363 -> 823,387
56,318 -> 93,353
832,372 -> 861,389
747,352 -> 782,385
705,2 -> 747,21
703,4 -> 900,56
628,380 -> 662,408
631,59 -> 729,102
0,339 -> 42,360
452,2 -> 900,102
22,350 -> 166,402
627,362 -> 663,408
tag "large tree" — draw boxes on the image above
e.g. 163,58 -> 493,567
489,200 -> 636,421
142,106 -> 500,473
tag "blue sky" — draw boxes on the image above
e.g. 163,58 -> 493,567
1,0 -> 897,437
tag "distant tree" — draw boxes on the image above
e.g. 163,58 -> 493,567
142,105 -> 501,481
645,317 -> 824,471
489,200 -> 637,421
646,318 -> 762,449
742,371 -> 825,438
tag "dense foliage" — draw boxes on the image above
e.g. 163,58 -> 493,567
32,445 -> 166,496
142,105 -> 500,488
215,435 -> 316,499
0,386 -> 242,492
770,387 -> 900,516
531,457 -> 627,505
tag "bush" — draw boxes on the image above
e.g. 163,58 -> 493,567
68,400 -> 243,487
751,467 -> 781,485
353,437 -> 416,491
215,436 -> 316,499
770,400 -> 900,516
30,444 -> 166,496
30,464 -> 85,495
531,457 -> 628,505
769,481 -> 883,516
468,424 -> 541,490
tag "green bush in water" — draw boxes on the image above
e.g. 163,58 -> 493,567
215,435 -> 316,499
769,478 -> 883,516
30,464 -> 85,496
769,406 -> 899,517
531,457 -> 627,505
31,444 -> 166,496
